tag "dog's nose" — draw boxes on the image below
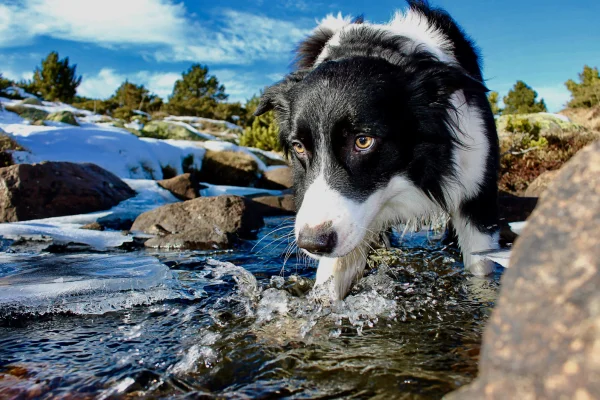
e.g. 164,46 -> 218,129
298,224 -> 337,255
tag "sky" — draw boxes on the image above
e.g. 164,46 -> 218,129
1,0 -> 599,112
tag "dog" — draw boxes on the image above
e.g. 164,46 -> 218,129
255,1 -> 500,300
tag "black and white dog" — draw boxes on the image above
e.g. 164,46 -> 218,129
255,1 -> 500,299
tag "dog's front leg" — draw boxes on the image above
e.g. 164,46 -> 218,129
452,212 -> 500,276
314,246 -> 369,300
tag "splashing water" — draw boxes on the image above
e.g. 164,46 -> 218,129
0,217 -> 502,398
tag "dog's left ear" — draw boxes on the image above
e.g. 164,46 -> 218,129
254,70 -> 310,116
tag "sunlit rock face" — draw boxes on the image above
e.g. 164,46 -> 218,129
449,140 -> 600,400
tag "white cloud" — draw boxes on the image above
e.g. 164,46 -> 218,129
77,69 -> 180,100
0,0 -> 188,48
0,1 -> 310,66
155,10 -> 309,64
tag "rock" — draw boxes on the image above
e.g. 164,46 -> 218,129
46,110 -> 79,126
0,129 -> 24,168
0,162 -> 136,222
141,121 -> 204,141
257,167 -> 293,190
157,173 -> 200,201
131,195 -> 264,250
19,97 -> 43,106
447,140 -> 600,400
4,104 -> 49,121
251,194 -> 295,216
524,169 -> 560,198
248,149 -> 288,167
198,150 -> 260,187
80,222 -> 104,231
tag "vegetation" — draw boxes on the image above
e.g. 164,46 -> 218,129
487,91 -> 502,116
0,73 -> 12,94
239,110 -> 281,152
31,52 -> 82,102
565,65 -> 600,108
503,81 -> 547,115
166,64 -> 227,117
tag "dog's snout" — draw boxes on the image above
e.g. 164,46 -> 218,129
298,223 -> 337,255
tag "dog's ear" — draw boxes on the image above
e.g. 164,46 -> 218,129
254,70 -> 310,116
407,57 -> 488,108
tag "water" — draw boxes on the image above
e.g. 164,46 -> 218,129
0,217 -> 502,399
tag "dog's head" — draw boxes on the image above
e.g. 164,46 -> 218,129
255,54 -> 486,259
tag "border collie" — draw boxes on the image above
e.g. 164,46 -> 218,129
255,1 -> 500,300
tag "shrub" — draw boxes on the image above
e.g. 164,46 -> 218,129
239,111 -> 282,152
565,65 -> 600,108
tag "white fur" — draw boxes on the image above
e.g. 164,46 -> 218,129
314,8 -> 456,67
452,212 -> 500,276
301,7 -> 498,299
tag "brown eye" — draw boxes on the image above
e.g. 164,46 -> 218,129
292,142 -> 306,155
355,136 -> 374,151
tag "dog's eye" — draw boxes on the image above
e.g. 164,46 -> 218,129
292,141 -> 306,155
355,136 -> 374,151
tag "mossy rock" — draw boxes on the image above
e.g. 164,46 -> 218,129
19,97 -> 43,106
46,111 -> 79,126
4,104 -> 49,121
140,121 -> 205,141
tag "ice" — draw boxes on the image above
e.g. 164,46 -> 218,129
0,179 -> 178,250
509,221 -> 527,235
0,222 -> 133,249
0,253 -> 204,317
199,182 -> 282,197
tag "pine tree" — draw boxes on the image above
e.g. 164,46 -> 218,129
31,52 -> 82,102
503,81 -> 547,114
487,91 -> 502,115
167,64 -> 227,117
565,65 -> 600,108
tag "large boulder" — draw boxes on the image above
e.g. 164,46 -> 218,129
141,121 -> 204,141
157,173 -> 202,201
448,140 -> 600,400
524,169 -> 560,198
257,167 -> 293,190
0,162 -> 136,222
197,150 -> 260,187
46,111 -> 79,126
131,195 -> 264,250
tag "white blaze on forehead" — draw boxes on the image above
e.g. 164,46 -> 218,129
314,8 -> 456,67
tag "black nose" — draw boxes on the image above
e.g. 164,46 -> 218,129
297,224 -> 337,255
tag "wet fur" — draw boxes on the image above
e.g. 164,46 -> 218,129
256,1 -> 500,300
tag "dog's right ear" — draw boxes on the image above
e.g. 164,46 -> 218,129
254,70 -> 310,116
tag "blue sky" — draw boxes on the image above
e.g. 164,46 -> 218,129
1,0 -> 599,112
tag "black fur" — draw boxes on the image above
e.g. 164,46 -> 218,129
257,1 -> 500,249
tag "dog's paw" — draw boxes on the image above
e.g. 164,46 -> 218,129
468,257 -> 496,276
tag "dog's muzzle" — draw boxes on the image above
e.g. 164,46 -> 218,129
297,222 -> 337,256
